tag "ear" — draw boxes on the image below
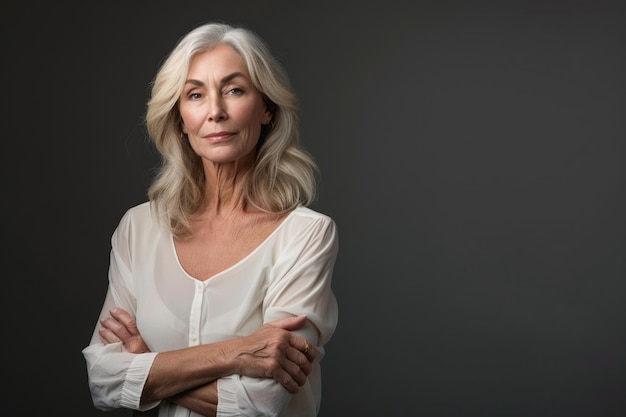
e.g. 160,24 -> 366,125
261,94 -> 276,125
262,106 -> 273,125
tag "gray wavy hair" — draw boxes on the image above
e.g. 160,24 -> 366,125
145,22 -> 317,238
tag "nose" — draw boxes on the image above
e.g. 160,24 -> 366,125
207,95 -> 227,122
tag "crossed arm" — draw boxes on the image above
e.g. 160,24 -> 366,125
99,308 -> 315,416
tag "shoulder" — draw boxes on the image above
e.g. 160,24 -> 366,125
118,201 -> 152,225
288,206 -> 335,228
293,205 -> 326,218
280,205 -> 338,244
124,200 -> 152,215
113,201 -> 159,238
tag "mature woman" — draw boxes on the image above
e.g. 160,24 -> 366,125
82,22 -> 338,417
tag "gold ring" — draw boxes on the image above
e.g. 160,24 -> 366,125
303,341 -> 310,354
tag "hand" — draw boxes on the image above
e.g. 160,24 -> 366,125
99,307 -> 150,353
230,315 -> 316,393
100,309 -> 315,393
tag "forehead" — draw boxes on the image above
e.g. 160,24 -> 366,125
187,43 -> 249,78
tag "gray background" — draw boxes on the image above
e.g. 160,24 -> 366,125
3,1 -> 625,416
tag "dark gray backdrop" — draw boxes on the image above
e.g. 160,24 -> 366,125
3,1 -> 625,416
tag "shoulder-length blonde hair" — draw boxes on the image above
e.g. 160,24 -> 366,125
145,22 -> 317,238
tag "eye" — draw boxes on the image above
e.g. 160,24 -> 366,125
188,92 -> 202,100
226,87 -> 244,95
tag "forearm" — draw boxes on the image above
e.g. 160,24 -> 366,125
165,376 -> 293,417
99,306 -> 314,413
143,327 -> 293,402
168,381 -> 218,417
142,342 -> 232,402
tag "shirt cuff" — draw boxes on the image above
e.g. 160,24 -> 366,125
120,351 -> 161,411
217,375 -> 292,417
216,376 -> 239,416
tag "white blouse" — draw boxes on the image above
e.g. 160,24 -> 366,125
82,202 -> 339,417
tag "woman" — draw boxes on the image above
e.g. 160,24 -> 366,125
82,22 -> 339,417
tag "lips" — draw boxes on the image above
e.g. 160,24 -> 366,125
203,131 -> 235,142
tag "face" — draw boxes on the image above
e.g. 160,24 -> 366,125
179,43 -> 272,168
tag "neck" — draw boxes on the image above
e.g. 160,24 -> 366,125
201,161 -> 253,217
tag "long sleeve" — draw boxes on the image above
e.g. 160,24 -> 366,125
216,212 -> 339,417
81,203 -> 339,417
82,210 -> 160,412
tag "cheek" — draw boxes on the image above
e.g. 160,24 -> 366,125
179,108 -> 204,133
234,96 -> 269,123
243,106 -> 266,134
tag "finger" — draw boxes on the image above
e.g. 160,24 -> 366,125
286,345 -> 313,376
98,327 -> 123,344
100,317 -> 133,341
109,308 -> 140,336
281,354 -> 308,386
289,334 -> 316,363
265,315 -> 307,331
272,368 -> 300,394
123,336 -> 150,354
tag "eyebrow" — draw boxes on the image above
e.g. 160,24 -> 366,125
184,71 -> 248,87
